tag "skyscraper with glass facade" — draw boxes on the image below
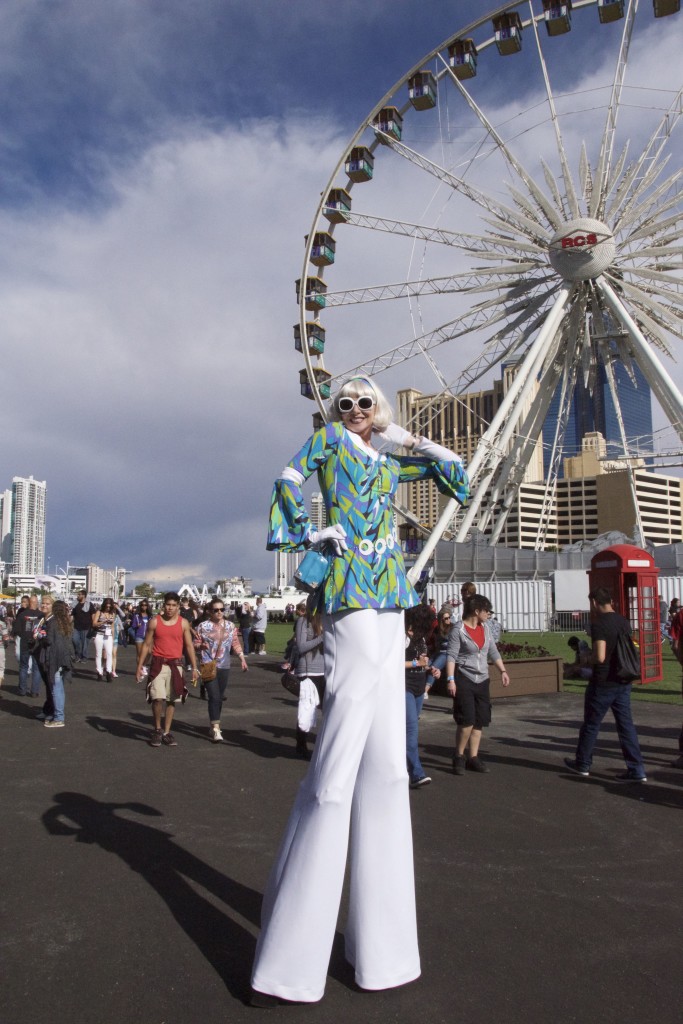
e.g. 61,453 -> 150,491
542,348 -> 653,476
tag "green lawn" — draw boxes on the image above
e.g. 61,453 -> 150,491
504,630 -> 682,705
263,623 -> 682,706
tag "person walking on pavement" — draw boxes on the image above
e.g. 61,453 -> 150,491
565,587 -> 647,782
195,598 -> 248,743
135,592 -> 199,747
252,597 -> 268,655
71,591 -> 92,662
13,595 -> 43,697
445,593 -> 510,775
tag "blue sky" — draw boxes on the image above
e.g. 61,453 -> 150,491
0,1 -> 680,591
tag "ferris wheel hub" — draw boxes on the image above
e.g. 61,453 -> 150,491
548,218 -> 616,282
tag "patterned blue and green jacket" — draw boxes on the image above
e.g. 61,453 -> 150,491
267,422 -> 469,614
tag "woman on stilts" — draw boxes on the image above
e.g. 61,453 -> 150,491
251,376 -> 468,1005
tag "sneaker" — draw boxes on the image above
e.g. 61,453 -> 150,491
564,758 -> 590,777
36,711 -> 48,721
44,720 -> 65,728
210,727 -> 224,744
452,754 -> 466,776
410,776 -> 432,788
615,769 -> 647,783
149,729 -> 163,748
161,732 -> 177,747
466,756 -> 489,774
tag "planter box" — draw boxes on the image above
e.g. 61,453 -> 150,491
489,657 -> 564,698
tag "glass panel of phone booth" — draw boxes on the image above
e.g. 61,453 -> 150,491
626,577 -> 662,683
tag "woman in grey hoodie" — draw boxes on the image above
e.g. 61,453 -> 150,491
445,594 -> 509,774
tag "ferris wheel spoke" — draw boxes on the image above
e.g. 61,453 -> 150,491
598,140 -> 630,216
331,210 -> 539,256
616,169 -> 682,234
328,299 -> 542,387
579,142 -> 594,208
372,131 -> 549,243
597,276 -> 683,440
624,208 -> 682,244
483,319 -> 570,538
611,154 -> 676,229
486,356 -> 564,546
625,264 -> 683,291
541,160 -> 570,222
323,265 -> 544,307
528,11 -> 580,220
470,233 -> 545,257
479,207 -> 550,246
621,301 -> 677,353
617,290 -> 683,343
615,274 -> 683,321
606,86 -> 683,224
619,244 -> 683,260
438,53 -> 563,231
335,295 -> 553,403
449,298 -> 556,399
591,0 -> 639,219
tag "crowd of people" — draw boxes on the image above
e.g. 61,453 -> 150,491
0,589 -> 269,744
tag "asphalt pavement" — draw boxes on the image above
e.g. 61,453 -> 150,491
1,643 -> 682,1024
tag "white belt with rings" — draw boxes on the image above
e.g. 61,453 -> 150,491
357,533 -> 396,557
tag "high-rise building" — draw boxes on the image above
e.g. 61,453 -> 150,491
10,476 -> 47,574
396,368 -> 544,529
542,347 -> 653,475
492,433 -> 682,549
0,489 -> 13,566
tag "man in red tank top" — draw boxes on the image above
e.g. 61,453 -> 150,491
135,592 -> 198,747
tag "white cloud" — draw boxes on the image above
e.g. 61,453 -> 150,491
0,115 -> 347,588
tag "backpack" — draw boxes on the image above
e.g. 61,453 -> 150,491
615,631 -> 640,682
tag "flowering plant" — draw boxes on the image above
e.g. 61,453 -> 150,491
497,641 -> 551,660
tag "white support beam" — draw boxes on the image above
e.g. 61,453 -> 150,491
597,277 -> 683,441
407,283 -> 573,584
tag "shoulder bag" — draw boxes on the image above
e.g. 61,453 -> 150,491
615,631 -> 641,682
200,623 -> 225,682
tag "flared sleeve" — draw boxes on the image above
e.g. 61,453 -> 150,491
396,454 -> 469,507
267,423 -> 342,551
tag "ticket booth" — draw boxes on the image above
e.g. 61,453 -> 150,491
588,544 -> 662,683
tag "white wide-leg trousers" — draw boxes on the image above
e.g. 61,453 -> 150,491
251,607 -> 420,1003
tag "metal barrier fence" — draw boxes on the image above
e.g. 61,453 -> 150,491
548,611 -> 591,633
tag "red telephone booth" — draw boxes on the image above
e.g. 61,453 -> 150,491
588,544 -> 662,683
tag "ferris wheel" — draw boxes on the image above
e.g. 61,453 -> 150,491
295,0 -> 683,575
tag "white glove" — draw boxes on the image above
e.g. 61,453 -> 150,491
297,677 -> 321,732
373,422 -> 417,454
413,436 -> 463,465
308,523 -> 348,555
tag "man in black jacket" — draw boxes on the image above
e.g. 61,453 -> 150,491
71,591 -> 92,662
12,595 -> 43,697
565,587 -> 647,782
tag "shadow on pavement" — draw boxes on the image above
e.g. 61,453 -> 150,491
41,792 -> 261,1002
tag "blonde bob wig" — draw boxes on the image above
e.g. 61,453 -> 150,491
329,377 -> 393,431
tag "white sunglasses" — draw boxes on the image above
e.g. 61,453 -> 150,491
338,395 -> 376,413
